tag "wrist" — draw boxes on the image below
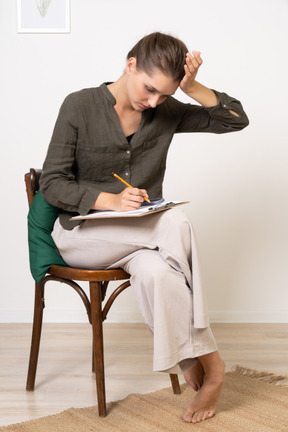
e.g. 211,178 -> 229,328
92,192 -> 116,211
182,80 -> 199,98
183,81 -> 220,107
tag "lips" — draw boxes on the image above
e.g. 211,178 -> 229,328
139,103 -> 149,110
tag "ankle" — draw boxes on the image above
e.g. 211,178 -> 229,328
198,352 -> 225,377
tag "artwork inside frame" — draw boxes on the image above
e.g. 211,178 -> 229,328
17,0 -> 70,33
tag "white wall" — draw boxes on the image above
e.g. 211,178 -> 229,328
1,0 -> 287,323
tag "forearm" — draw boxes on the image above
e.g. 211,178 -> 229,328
186,81 -> 239,117
183,80 -> 220,108
184,81 -> 240,118
92,192 -> 117,210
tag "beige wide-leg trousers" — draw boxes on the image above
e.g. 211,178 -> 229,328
52,208 -> 218,374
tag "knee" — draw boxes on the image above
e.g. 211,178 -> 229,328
156,209 -> 192,237
128,251 -> 169,286
128,251 -> 186,299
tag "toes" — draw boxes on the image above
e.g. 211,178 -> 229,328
191,411 -> 203,424
189,410 -> 215,424
182,409 -> 193,423
183,409 -> 204,424
183,414 -> 192,423
201,410 -> 214,421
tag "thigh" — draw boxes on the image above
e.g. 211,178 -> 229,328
123,249 -> 185,287
52,209 -> 189,269
52,218 -> 148,268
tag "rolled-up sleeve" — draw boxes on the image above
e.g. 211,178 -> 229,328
175,90 -> 249,134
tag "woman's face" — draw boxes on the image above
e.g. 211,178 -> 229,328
126,58 -> 179,112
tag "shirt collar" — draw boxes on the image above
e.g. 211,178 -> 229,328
100,82 -> 116,105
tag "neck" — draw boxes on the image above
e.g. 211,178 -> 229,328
107,75 -> 134,112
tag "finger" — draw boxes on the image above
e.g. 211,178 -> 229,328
184,64 -> 191,77
129,187 -> 149,198
186,52 -> 202,71
139,189 -> 149,200
133,189 -> 150,204
192,50 -> 203,64
185,58 -> 197,75
126,188 -> 146,203
122,194 -> 142,210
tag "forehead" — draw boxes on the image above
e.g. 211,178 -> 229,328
140,69 -> 179,95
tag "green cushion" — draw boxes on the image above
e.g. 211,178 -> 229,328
28,191 -> 67,283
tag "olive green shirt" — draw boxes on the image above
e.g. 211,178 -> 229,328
40,83 -> 249,229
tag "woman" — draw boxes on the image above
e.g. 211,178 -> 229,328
40,32 -> 249,423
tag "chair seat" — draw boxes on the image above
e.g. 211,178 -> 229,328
49,265 -> 130,282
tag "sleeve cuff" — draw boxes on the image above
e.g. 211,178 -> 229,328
78,187 -> 101,215
204,90 -> 249,129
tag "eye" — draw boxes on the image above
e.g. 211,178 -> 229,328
145,86 -> 155,93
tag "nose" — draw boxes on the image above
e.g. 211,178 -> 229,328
148,94 -> 160,108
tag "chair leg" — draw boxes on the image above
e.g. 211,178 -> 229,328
26,282 -> 45,391
90,281 -> 107,417
92,339 -> 95,373
169,373 -> 181,394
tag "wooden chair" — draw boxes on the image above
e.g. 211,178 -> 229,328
24,168 -> 181,417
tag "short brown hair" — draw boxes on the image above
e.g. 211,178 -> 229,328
126,32 -> 188,82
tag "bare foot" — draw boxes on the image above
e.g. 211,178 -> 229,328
183,351 -> 225,424
183,360 -> 205,391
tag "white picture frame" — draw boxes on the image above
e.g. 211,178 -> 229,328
17,0 -> 70,34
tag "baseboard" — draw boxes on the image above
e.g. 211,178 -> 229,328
209,310 -> 288,323
0,309 -> 287,323
0,309 -> 144,323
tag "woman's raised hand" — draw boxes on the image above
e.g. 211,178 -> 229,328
180,51 -> 203,94
179,52 -> 220,107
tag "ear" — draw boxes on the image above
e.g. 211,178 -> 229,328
126,57 -> 137,74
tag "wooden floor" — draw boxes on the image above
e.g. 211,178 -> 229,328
0,322 -> 287,427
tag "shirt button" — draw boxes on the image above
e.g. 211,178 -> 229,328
223,104 -> 227,108
125,172 -> 129,177
126,150 -> 130,155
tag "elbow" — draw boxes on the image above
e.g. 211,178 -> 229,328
238,112 -> 250,130
230,110 -> 249,131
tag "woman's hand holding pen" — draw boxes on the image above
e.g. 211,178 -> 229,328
92,188 -> 149,212
92,173 -> 149,211
113,187 -> 149,211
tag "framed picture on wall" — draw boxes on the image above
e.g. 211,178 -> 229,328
17,0 -> 70,33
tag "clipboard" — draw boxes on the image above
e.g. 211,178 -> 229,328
70,201 -> 189,220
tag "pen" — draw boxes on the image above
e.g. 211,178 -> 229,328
112,172 -> 151,203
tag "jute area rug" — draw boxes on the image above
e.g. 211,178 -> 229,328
1,367 -> 288,432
